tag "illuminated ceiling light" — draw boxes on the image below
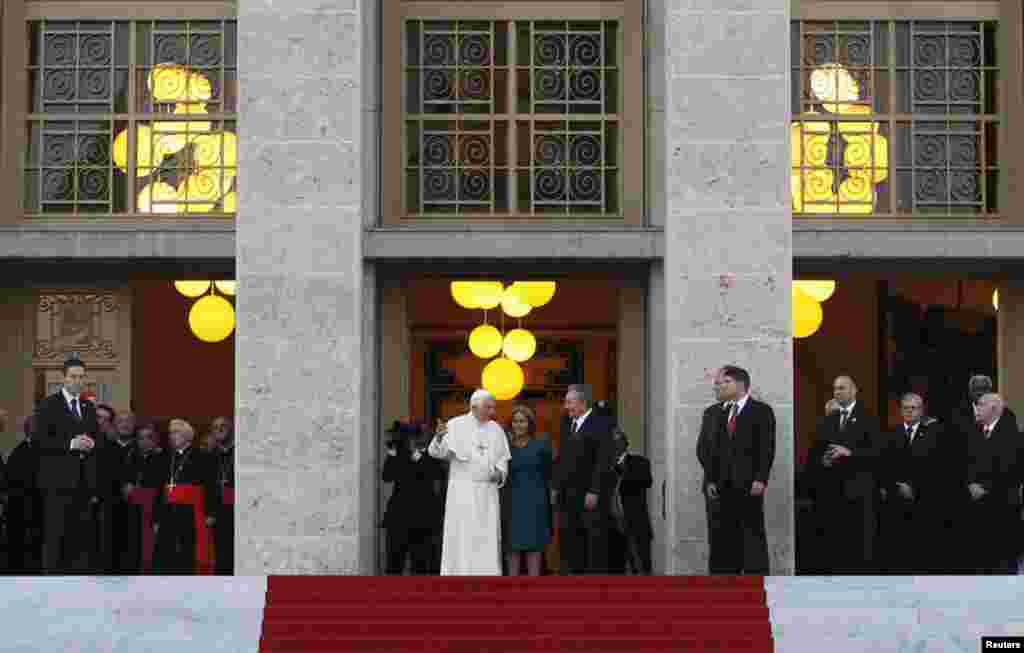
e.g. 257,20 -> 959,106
482,357 -> 525,401
188,295 -> 236,343
793,287 -> 824,339
794,280 -> 837,303
994,289 -> 999,310
452,282 -> 481,309
215,281 -> 236,296
451,281 -> 504,310
514,281 -> 557,307
501,286 -> 532,318
502,328 -> 537,363
468,324 -> 503,359
174,281 -> 211,298
137,181 -> 182,213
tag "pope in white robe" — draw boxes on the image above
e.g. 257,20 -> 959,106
428,389 -> 511,575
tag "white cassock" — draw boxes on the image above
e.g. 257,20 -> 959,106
428,412 -> 511,575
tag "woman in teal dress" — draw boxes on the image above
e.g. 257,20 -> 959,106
502,404 -> 552,576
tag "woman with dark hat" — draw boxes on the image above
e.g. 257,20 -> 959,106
382,420 -> 445,574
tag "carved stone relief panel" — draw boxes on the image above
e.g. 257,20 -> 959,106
32,291 -> 120,365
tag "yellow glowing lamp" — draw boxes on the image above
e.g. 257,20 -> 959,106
994,289 -> 999,310
137,181 -> 182,213
114,125 -> 182,176
473,282 -> 504,310
221,191 -> 237,212
501,286 -> 532,318
793,288 -> 824,339
215,281 -> 237,296
188,295 -> 236,343
482,357 -> 525,401
515,281 -> 556,307
452,282 -> 482,309
468,324 -> 503,359
148,64 -> 213,103
794,280 -> 836,303
502,328 -> 537,363
174,281 -> 211,298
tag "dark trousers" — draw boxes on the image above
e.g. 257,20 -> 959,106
608,528 -> 652,575
42,491 -> 101,574
813,494 -> 877,574
215,510 -> 234,575
963,497 -> 1019,574
4,491 -> 43,574
385,527 -> 438,575
706,486 -> 769,575
880,495 -> 941,574
153,508 -> 198,575
102,500 -> 141,575
559,505 -> 609,575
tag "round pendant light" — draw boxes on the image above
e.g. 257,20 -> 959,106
468,324 -> 503,359
188,295 -> 235,343
501,286 -> 532,318
215,281 -> 237,296
175,281 -> 211,298
793,287 -> 824,339
794,280 -> 837,303
474,282 -> 505,310
515,281 -> 557,307
482,357 -> 525,401
502,328 -> 537,363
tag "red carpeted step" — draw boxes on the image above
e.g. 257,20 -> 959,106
259,635 -> 774,653
258,577 -> 774,653
261,619 -> 772,637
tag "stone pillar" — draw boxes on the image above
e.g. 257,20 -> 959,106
997,281 -> 1024,408
662,0 -> 794,574
236,0 -> 367,573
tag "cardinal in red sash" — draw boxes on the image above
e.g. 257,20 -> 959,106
152,418 -> 220,575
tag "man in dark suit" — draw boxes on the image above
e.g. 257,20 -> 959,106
963,393 -> 1022,574
33,357 -> 105,574
696,365 -> 776,575
804,375 -> 882,574
611,428 -> 653,574
553,384 -> 617,575
877,393 -> 946,574
103,411 -> 139,574
382,421 -> 445,575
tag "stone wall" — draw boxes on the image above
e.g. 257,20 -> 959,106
661,0 -> 795,574
236,0 -> 368,573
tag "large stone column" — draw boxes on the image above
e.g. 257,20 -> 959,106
236,0 -> 367,573
662,0 -> 794,574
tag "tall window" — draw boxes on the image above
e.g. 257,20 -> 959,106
382,2 -> 643,225
25,19 -> 237,216
791,19 -> 999,217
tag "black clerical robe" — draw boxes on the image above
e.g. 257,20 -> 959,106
214,445 -> 235,575
152,446 -> 220,575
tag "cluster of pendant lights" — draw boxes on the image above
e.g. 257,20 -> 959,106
792,280 -> 836,338
452,281 -> 557,401
174,281 -> 236,343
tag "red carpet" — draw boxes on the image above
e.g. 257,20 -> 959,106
259,576 -> 774,652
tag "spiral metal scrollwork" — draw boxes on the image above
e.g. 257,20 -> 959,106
424,169 -> 456,201
459,35 -> 490,66
459,135 -> 490,166
43,135 -> 75,166
78,169 -> 109,200
424,35 -> 456,66
914,135 -> 946,167
459,69 -> 489,100
44,70 -> 76,101
535,136 -> 566,166
914,36 -> 946,67
535,35 -> 566,66
950,71 -> 980,102
569,70 -> 601,101
950,136 -> 978,166
950,171 -> 980,202
79,69 -> 111,99
423,135 -> 453,166
42,169 -> 73,201
461,170 -> 489,201
535,169 -> 566,201
46,34 -> 77,66
914,70 -> 945,102
569,135 -> 601,166
915,170 -> 947,202
949,36 -> 981,67
843,35 -> 871,66
424,70 -> 454,101
80,35 -> 111,66
535,70 -> 565,101
78,135 -> 110,166
154,35 -> 188,65
806,35 -> 835,66
189,35 -> 222,66
569,35 -> 601,66
569,170 -> 601,201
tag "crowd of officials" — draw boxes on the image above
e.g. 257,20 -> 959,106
802,374 -> 1024,575
0,358 -> 235,575
382,392 -> 654,576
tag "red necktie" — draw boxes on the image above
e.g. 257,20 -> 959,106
727,404 -> 737,436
